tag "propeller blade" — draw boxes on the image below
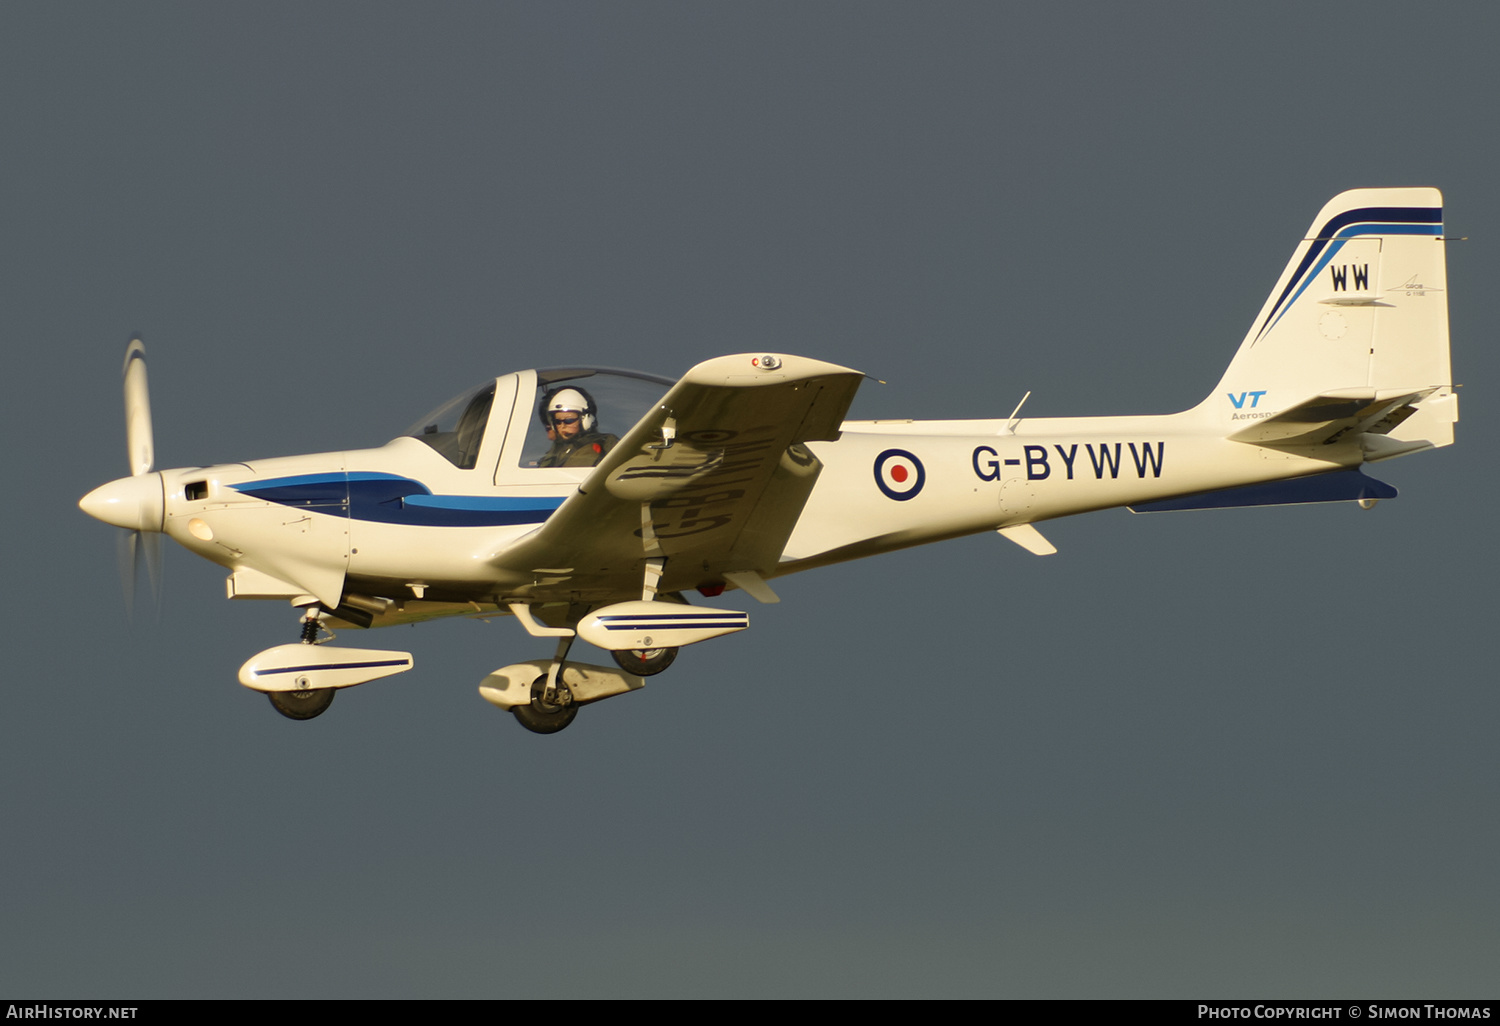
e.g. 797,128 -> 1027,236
142,530 -> 164,616
123,336 -> 154,477
116,528 -> 139,621
105,338 -> 166,622
115,528 -> 164,623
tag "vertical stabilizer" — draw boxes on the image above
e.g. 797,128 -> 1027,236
1203,188 -> 1456,450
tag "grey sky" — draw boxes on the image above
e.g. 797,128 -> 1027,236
4,2 -> 1497,997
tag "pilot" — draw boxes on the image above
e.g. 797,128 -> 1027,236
537,387 -> 618,467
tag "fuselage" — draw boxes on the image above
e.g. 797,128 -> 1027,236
97,366 -> 1354,630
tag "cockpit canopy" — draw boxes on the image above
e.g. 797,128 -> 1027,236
404,367 -> 673,471
405,380 -> 496,469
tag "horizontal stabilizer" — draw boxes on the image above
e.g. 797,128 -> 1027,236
1129,469 -> 1396,513
1228,389 -> 1432,447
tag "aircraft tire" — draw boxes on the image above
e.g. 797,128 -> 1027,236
267,687 -> 336,721
512,675 -> 579,735
611,646 -> 678,677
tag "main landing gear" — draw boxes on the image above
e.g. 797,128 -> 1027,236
511,634 -> 581,735
495,578 -> 746,734
493,628 -> 677,735
511,674 -> 579,734
505,646 -> 677,734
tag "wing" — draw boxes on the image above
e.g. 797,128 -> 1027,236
493,354 -> 864,604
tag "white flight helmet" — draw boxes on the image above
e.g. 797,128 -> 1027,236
545,387 -> 595,432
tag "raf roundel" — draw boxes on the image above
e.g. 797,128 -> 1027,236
874,448 -> 925,501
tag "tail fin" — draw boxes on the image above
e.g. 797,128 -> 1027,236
1204,188 -> 1457,454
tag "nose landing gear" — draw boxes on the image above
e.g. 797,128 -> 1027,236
268,686 -> 336,720
267,608 -> 337,721
242,605 -> 413,721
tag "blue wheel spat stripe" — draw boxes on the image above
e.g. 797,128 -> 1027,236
600,621 -> 747,631
595,612 -> 748,622
252,658 -> 411,676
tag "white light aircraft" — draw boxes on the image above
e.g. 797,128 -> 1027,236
80,188 -> 1458,733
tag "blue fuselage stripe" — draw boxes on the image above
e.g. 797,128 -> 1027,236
231,473 -> 565,527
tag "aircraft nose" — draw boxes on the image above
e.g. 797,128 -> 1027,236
79,473 -> 165,532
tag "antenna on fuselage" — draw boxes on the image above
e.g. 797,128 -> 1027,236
1005,390 -> 1032,432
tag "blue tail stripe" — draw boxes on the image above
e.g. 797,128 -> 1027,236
1256,206 -> 1441,340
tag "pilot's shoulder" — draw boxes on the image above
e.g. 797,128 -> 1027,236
570,433 -> 618,467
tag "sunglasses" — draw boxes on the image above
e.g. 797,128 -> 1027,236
553,415 -> 581,426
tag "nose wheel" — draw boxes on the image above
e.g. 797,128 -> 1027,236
611,646 -> 678,676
